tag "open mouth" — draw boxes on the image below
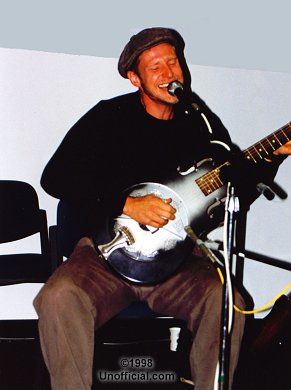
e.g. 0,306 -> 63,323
159,83 -> 169,89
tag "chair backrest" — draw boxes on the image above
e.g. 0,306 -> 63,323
0,181 -> 47,244
0,180 -> 53,284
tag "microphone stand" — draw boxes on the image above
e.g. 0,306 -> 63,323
218,182 -> 239,390
168,80 -> 288,388
216,175 -> 287,390
168,81 -> 238,389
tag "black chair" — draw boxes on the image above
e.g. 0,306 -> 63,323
53,200 -> 190,388
0,180 -> 57,284
0,180 -> 57,389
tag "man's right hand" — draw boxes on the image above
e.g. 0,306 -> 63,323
123,194 -> 176,229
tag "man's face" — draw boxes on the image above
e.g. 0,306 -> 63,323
128,43 -> 184,107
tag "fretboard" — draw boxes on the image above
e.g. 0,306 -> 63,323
244,122 -> 291,162
196,121 -> 291,196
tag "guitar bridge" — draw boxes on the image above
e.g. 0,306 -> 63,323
97,226 -> 135,260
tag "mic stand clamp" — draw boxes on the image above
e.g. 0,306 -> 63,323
256,179 -> 288,201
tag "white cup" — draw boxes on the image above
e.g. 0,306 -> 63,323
169,327 -> 181,351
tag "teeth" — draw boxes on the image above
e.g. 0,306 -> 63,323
159,83 -> 169,88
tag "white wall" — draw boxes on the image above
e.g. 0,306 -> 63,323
0,48 -> 290,318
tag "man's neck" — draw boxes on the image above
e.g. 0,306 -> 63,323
140,94 -> 174,120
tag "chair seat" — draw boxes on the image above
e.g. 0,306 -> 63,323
0,319 -> 38,340
116,301 -> 171,319
96,302 -> 185,345
0,253 -> 51,284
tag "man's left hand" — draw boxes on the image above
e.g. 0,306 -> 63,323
274,140 -> 291,155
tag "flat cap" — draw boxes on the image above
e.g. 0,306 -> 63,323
118,27 -> 185,78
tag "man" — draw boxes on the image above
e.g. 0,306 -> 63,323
34,27 -> 289,389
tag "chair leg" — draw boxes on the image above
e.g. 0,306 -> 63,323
176,325 -> 192,380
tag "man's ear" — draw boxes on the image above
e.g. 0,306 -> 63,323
127,71 -> 141,88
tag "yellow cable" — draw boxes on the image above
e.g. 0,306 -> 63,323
216,267 -> 291,315
216,267 -> 224,284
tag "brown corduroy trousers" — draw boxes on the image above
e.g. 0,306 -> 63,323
34,238 -> 246,390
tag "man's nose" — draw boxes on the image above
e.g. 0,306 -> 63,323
162,64 -> 174,78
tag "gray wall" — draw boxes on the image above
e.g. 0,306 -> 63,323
1,0 -> 290,73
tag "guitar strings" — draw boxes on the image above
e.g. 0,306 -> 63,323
198,125 -> 291,194
196,164 -> 225,195
244,125 -> 291,163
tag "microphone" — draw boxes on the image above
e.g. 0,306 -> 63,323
167,80 -> 184,98
167,81 -> 200,111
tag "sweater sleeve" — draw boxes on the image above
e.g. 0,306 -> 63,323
41,100 -> 127,221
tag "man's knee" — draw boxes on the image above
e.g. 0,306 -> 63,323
34,278 -> 87,317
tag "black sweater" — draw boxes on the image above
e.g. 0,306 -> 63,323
41,91 -> 279,237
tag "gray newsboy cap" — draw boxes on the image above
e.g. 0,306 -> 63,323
118,27 -> 185,78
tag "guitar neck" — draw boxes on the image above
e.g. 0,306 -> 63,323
243,121 -> 291,162
196,121 -> 291,196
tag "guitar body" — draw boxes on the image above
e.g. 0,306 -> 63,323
98,158 -> 227,284
96,121 -> 290,283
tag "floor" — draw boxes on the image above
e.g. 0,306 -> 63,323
1,310 -> 291,390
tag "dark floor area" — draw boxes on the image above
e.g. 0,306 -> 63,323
1,304 -> 291,390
